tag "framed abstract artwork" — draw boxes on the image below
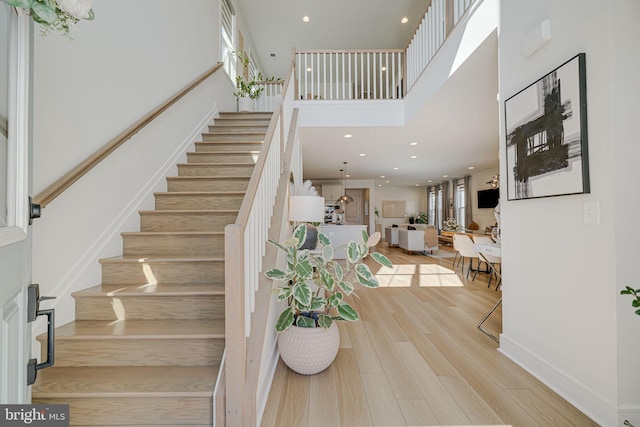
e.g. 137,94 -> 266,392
504,53 -> 590,201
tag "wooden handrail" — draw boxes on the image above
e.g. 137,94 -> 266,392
33,62 -> 224,208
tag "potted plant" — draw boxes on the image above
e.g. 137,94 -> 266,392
415,211 -> 428,224
233,51 -> 265,112
265,223 -> 392,374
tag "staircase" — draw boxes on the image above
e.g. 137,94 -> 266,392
32,112 -> 272,426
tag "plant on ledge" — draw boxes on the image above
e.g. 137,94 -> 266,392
3,0 -> 95,37
442,217 -> 462,232
620,286 -> 640,316
265,223 -> 392,332
415,211 -> 428,224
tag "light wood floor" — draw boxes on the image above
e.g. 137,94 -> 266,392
261,243 -> 597,427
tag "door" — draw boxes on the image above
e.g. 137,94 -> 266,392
0,6 -> 33,404
345,189 -> 364,224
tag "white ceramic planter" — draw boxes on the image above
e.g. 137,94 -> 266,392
278,322 -> 340,375
237,97 -> 255,112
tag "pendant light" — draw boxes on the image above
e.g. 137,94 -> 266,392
335,162 -> 354,205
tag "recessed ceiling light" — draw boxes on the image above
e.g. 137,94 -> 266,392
411,155 -> 417,159
410,142 -> 418,146
303,16 -> 310,22
344,134 -> 352,138
380,175 -> 385,178
401,17 -> 409,24
393,167 -> 399,170
386,180 -> 390,183
359,153 -> 366,157
468,166 -> 475,170
306,67 -> 312,72
443,174 -> 448,178
381,66 -> 387,72
345,174 -> 351,178
415,184 -> 420,186
427,180 -> 432,183
378,184 -> 383,187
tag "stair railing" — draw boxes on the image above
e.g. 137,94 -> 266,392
224,62 -> 299,426
33,62 -> 224,208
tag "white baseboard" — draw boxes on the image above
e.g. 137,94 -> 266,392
499,333 -> 617,427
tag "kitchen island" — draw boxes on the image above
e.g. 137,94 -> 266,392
318,224 -> 368,259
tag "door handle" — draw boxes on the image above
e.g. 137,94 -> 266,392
26,284 -> 56,386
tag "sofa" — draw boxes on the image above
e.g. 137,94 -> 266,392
398,224 -> 439,254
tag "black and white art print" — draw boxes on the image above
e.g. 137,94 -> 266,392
504,53 -> 590,201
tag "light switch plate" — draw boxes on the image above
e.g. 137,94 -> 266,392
583,201 -> 600,224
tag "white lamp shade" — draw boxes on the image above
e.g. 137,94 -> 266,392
289,196 -> 325,222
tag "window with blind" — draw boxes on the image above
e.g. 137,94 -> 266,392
221,0 -> 235,79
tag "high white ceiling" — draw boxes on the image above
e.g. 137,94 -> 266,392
233,0 -> 500,187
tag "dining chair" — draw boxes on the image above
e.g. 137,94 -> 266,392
453,234 -> 481,280
473,235 -> 501,289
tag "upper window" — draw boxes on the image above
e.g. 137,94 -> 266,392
0,5 -> 10,228
455,179 -> 466,230
221,0 -> 236,79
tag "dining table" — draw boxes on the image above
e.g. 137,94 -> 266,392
474,242 -> 502,343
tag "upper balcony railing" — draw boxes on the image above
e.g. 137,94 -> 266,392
251,0 -> 476,110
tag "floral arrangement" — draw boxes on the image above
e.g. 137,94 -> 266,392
3,0 -> 95,37
415,211 -> 428,224
442,217 -> 462,232
265,224 -> 392,332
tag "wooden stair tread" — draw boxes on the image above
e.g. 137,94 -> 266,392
121,231 -> 224,236
177,162 -> 256,166
100,255 -> 224,262
139,209 -> 239,214
72,283 -> 225,296
154,190 -> 246,195
32,365 -> 218,397
166,176 -> 250,179
50,319 -> 224,339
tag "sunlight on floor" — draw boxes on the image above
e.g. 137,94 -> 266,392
139,257 -> 158,285
375,263 -> 464,287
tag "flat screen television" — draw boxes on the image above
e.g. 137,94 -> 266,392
477,188 -> 499,209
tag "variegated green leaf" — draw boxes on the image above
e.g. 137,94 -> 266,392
309,297 -> 326,311
371,252 -> 393,268
346,241 -> 361,263
356,263 -> 379,288
293,281 -> 312,306
337,302 -> 359,321
265,268 -> 287,280
274,287 -> 292,301
268,239 -> 288,252
296,315 -> 316,328
275,306 -> 295,332
293,224 -> 307,247
361,229 -> 369,244
322,244 -> 334,262
338,280 -> 354,295
295,258 -> 314,280
318,232 -> 331,246
319,269 -> 334,291
367,231 -> 381,247
317,314 -> 332,328
332,261 -> 344,281
283,236 -> 299,247
328,292 -> 343,307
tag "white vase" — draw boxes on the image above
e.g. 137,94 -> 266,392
237,97 -> 255,112
278,322 -> 340,375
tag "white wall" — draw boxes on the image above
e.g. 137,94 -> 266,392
372,185 -> 426,232
498,1 -> 640,425
31,0 -> 236,329
469,167 -> 500,231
